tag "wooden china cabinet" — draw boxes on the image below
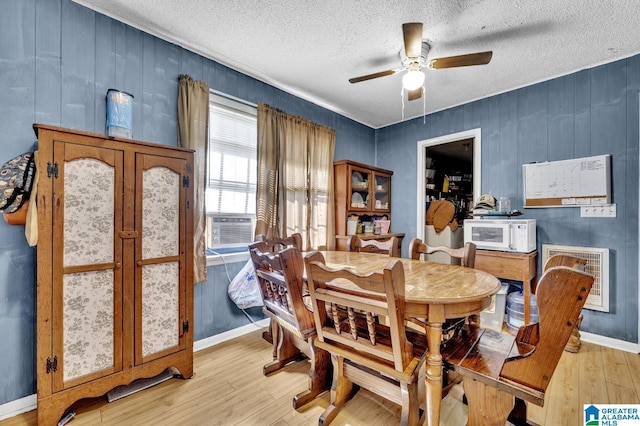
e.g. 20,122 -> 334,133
34,124 -> 194,425
333,160 -> 404,253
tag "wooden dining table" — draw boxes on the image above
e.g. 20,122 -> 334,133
314,251 -> 501,426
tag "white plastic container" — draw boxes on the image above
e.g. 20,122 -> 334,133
346,219 -> 357,236
480,283 -> 508,331
106,89 -> 134,138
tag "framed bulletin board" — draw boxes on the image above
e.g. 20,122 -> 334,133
523,154 -> 611,208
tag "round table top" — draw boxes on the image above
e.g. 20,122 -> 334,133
315,251 -> 501,305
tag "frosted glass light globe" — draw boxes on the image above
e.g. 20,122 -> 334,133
402,70 -> 425,90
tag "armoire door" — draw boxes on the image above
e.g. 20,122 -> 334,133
134,153 -> 188,365
51,142 -> 124,392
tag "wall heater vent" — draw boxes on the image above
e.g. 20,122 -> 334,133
541,244 -> 609,312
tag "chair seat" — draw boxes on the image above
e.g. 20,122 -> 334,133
265,309 -> 315,341
315,338 -> 425,385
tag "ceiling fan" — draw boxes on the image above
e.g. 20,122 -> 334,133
349,23 -> 493,101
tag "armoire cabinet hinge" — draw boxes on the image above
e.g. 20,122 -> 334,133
182,176 -> 189,188
47,162 -> 59,179
183,320 -> 189,333
46,355 -> 58,374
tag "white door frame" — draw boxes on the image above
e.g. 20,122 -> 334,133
415,128 -> 482,242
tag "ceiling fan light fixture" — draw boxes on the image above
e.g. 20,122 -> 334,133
402,69 -> 425,90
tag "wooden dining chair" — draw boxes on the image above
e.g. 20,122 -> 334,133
543,253 -> 587,271
347,235 -> 400,257
543,253 -> 588,353
408,237 -> 476,267
254,233 -> 304,343
441,265 -> 594,426
304,251 -> 427,426
255,232 -> 303,252
249,243 -> 331,408
407,238 -> 478,393
408,237 -> 478,331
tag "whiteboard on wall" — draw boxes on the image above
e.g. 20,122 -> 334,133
523,154 -> 611,208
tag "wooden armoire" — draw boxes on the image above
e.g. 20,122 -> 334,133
34,124 -> 194,425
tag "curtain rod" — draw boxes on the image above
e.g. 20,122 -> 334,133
209,89 -> 257,108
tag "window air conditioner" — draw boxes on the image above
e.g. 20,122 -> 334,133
207,214 -> 254,247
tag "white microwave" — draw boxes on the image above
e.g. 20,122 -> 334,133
463,219 -> 536,253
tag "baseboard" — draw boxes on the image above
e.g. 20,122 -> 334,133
581,331 -> 639,353
193,318 -> 270,352
0,394 -> 36,421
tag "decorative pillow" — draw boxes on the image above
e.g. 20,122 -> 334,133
0,152 -> 35,213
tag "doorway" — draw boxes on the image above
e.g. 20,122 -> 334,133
415,128 -> 482,242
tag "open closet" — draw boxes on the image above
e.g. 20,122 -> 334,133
416,129 -> 481,263
425,137 -> 474,224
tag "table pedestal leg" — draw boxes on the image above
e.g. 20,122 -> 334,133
425,320 -> 443,426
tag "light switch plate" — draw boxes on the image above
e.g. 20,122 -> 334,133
580,204 -> 616,217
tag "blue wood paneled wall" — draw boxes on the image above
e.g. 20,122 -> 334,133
1,0 -> 638,411
0,0 -> 374,405
376,57 -> 640,344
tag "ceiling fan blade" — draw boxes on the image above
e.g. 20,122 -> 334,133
349,69 -> 398,84
428,51 -> 493,69
403,22 -> 423,58
408,87 -> 422,101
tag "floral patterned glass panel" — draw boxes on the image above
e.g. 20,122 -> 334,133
142,262 -> 179,356
64,158 -> 114,267
63,270 -> 114,381
142,167 -> 179,259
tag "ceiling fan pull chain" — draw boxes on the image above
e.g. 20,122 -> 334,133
423,86 -> 426,124
401,87 -> 405,121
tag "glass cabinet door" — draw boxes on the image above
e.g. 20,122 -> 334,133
373,173 -> 390,212
350,166 -> 371,210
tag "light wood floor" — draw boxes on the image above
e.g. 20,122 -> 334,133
2,328 -> 639,426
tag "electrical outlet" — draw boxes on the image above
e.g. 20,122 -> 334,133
580,204 -> 616,218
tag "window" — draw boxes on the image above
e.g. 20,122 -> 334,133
206,93 -> 257,253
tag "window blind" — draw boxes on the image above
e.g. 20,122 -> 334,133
207,97 -> 257,215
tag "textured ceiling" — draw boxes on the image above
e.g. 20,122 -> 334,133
74,0 -> 640,128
